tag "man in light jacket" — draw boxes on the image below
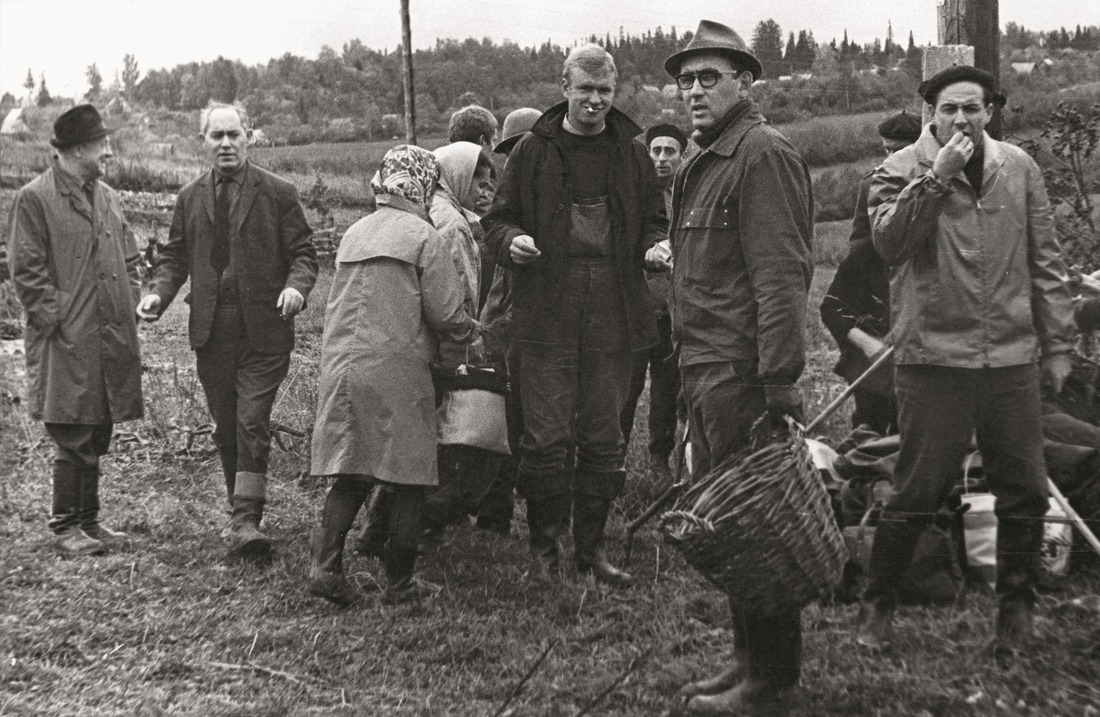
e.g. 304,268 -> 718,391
856,66 -> 1076,656
8,104 -> 144,557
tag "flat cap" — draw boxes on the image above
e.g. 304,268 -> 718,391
918,65 -> 1006,107
877,111 -> 922,141
664,20 -> 763,81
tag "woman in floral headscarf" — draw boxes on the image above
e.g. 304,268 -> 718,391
308,145 -> 480,606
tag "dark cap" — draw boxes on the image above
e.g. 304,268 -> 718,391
877,111 -> 922,141
664,20 -> 763,82
645,124 -> 688,151
494,107 -> 542,154
50,104 -> 114,149
918,65 -> 1007,107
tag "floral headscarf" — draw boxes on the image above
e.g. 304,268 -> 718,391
370,144 -> 440,207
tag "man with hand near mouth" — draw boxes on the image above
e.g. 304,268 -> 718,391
857,66 -> 1075,658
138,102 -> 318,562
483,44 -> 666,588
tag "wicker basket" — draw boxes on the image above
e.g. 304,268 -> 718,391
660,416 -> 848,612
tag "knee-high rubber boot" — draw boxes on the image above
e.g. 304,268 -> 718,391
226,471 -> 272,561
687,609 -> 803,714
678,602 -> 751,699
79,467 -> 127,543
308,476 -> 371,606
995,517 -> 1043,651
383,485 -> 438,603
856,517 -> 924,648
573,494 -> 633,588
352,485 -> 393,559
525,493 -> 570,582
50,462 -> 104,557
217,450 -> 238,504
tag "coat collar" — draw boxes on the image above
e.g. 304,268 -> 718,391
376,192 -> 430,222
530,101 -> 643,144
911,124 -> 1006,191
50,158 -> 95,222
702,101 -> 766,158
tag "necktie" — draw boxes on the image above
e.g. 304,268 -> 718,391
210,175 -> 231,274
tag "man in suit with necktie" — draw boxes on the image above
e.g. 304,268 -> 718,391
138,102 -> 318,561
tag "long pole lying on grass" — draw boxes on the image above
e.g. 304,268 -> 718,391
622,347 -> 896,560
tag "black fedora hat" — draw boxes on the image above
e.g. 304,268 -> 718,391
664,20 -> 763,82
50,104 -> 114,149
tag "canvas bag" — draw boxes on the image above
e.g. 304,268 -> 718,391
436,361 -> 510,455
844,500 -> 963,605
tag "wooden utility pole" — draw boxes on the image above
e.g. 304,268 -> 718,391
935,0 -> 1001,137
400,0 -> 417,145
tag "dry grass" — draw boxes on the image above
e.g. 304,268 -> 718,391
2,195 -> 1099,716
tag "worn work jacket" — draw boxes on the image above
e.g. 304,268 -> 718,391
669,102 -> 814,389
869,125 -> 1075,367
7,162 -> 144,423
482,102 -> 665,352
310,195 -> 478,486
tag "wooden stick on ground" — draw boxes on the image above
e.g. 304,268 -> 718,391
1047,478 -> 1100,559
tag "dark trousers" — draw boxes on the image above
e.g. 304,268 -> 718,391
620,312 -> 680,461
886,364 -> 1049,523
682,360 -> 802,687
195,304 -> 291,495
45,423 -> 113,470
475,349 -> 524,530
516,260 -> 632,502
852,388 -> 898,436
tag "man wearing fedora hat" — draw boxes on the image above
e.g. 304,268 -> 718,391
8,104 -> 145,557
138,102 -> 318,562
654,19 -> 814,712
856,66 -> 1075,655
483,44 -> 666,588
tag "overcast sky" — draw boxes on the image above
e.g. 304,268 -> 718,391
0,0 -> 1094,99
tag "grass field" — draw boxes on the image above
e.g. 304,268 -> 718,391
2,226 -> 1099,713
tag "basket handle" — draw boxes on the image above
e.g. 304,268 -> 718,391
962,450 -> 980,494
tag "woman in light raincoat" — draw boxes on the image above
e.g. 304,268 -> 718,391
416,142 -> 504,543
307,145 -> 479,606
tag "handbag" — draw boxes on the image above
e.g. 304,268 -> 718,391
435,354 -> 510,455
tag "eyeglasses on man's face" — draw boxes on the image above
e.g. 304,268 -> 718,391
674,69 -> 742,90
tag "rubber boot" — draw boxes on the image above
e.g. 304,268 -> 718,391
525,493 -> 569,582
572,494 -> 633,588
994,517 -> 1042,654
80,467 -> 128,544
856,516 -> 924,648
678,603 -> 750,699
382,486 -> 439,603
308,476 -> 371,606
225,471 -> 272,561
352,486 -> 393,559
217,449 -> 237,503
50,462 -> 104,557
687,609 -> 804,714
476,455 -> 516,535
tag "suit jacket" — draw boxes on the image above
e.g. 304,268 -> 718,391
150,162 -> 318,353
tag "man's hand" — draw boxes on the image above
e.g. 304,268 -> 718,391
847,327 -> 885,361
509,235 -> 541,265
931,131 -> 974,181
277,287 -> 305,318
136,294 -> 161,322
764,385 -> 805,430
1041,353 -> 1073,396
645,240 -> 672,271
